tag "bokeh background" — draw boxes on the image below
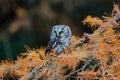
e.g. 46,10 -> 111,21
0,0 -> 115,60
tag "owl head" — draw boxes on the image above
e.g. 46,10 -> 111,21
51,25 -> 71,41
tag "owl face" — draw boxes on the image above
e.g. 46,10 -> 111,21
51,25 -> 71,41
45,25 -> 72,53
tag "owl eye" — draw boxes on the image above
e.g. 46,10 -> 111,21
59,31 -> 64,35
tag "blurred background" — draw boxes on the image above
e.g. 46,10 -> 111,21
0,0 -> 114,60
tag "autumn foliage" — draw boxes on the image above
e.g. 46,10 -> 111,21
0,3 -> 120,80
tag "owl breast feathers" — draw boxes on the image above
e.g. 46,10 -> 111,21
45,25 -> 72,53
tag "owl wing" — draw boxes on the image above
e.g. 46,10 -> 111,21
45,38 -> 57,53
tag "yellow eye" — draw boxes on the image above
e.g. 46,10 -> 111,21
59,31 -> 64,35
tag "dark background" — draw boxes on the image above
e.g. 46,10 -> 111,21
0,0 -> 116,60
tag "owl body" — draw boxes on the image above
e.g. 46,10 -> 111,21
45,25 -> 71,53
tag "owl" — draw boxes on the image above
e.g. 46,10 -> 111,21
45,25 -> 72,53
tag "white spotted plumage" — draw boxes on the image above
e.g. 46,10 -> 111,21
45,25 -> 72,53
